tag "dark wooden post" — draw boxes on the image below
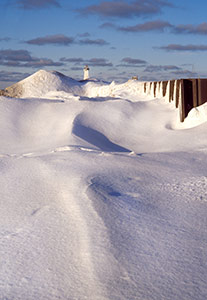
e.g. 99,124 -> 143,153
144,82 -> 147,93
175,80 -> 181,108
179,79 -> 185,122
162,81 -> 168,97
180,79 -> 194,122
192,79 -> 198,108
198,79 -> 207,106
169,80 -> 175,102
150,82 -> 152,94
154,82 -> 157,98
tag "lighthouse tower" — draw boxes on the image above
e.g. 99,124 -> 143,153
83,65 -> 89,80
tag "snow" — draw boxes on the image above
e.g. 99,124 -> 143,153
0,70 -> 207,299
174,102 -> 207,129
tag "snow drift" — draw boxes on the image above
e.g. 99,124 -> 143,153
0,70 -> 207,300
0,70 -> 83,98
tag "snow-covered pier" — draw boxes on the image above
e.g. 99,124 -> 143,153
1,70 -> 207,123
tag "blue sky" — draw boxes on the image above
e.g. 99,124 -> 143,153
1,0 -> 207,87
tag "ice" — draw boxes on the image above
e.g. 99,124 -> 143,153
0,70 -> 207,299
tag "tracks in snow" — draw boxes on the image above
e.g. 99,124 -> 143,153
0,145 -> 139,159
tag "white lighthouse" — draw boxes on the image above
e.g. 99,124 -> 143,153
83,65 -> 89,80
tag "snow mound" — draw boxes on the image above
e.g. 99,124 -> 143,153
1,70 -> 83,98
0,69 -> 156,102
72,113 -> 130,152
174,102 -> 207,129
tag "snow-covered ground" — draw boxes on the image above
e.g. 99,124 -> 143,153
0,70 -> 207,300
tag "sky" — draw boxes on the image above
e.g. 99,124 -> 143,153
1,0 -> 207,87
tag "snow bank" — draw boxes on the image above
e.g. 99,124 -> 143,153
84,79 -> 150,101
174,102 -> 207,129
0,70 -> 207,300
1,78 -> 207,155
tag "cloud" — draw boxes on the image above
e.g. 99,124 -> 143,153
25,34 -> 75,46
23,59 -> 63,68
0,70 -> 30,82
0,49 -> 63,68
16,0 -> 61,9
116,64 -> 146,68
116,57 -> 147,68
100,20 -> 207,36
140,75 -> 159,81
60,56 -> 113,67
78,0 -> 172,19
181,63 -> 194,67
26,35 -> 108,47
108,67 -> 118,71
77,32 -> 91,38
0,49 -> 33,61
116,64 -> 146,69
0,60 -> 22,67
0,37 -> 11,42
99,22 -> 117,29
141,65 -> 198,81
119,20 -> 172,32
87,58 -> 113,67
121,57 -> 147,64
158,44 -> 207,51
71,67 -> 83,71
144,64 -> 181,72
117,71 -> 127,75
79,38 -> 109,46
170,69 -> 198,78
173,22 -> 207,35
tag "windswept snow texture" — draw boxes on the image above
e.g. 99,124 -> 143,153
0,70 -> 207,300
